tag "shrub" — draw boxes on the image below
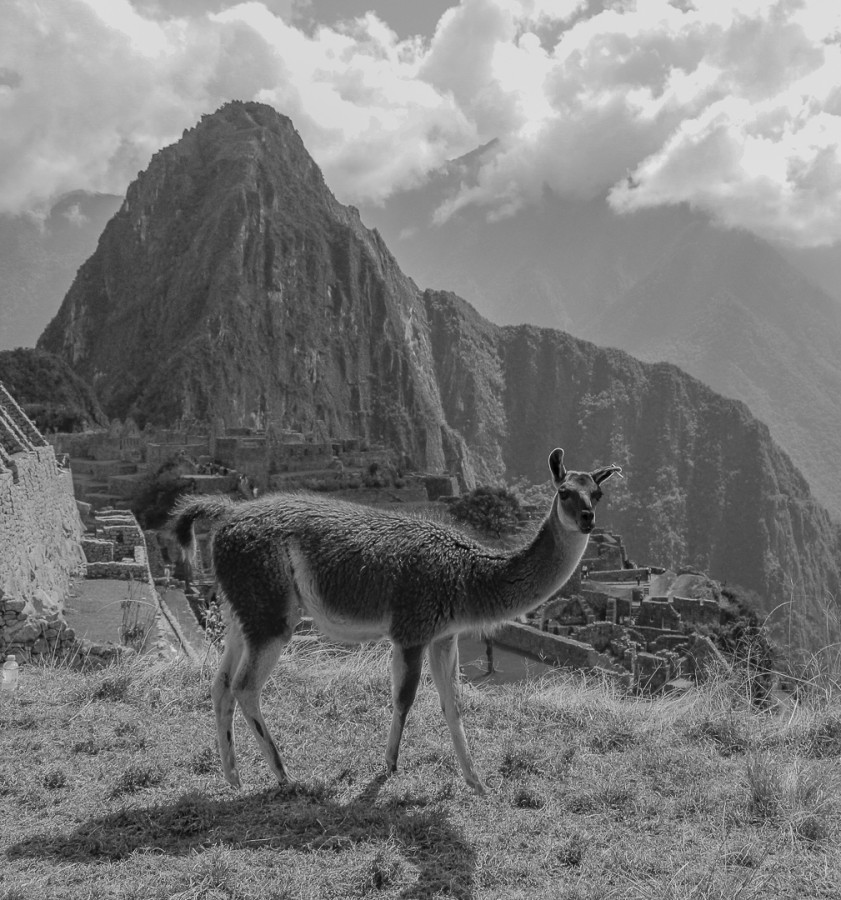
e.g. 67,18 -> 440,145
449,485 -> 522,537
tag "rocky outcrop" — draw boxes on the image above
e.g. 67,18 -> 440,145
39,102 -> 472,482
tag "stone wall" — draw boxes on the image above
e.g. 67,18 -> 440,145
1,595 -> 76,659
671,595 -> 720,626
0,446 -> 85,615
81,538 -> 114,563
85,561 -> 148,580
0,383 -> 86,654
636,597 -> 683,630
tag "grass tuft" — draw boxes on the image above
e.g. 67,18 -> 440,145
90,671 -> 134,703
42,768 -> 67,790
687,715 -> 750,756
802,713 -> 841,758
188,746 -> 218,775
512,787 -> 546,809
744,752 -> 839,843
111,763 -> 166,797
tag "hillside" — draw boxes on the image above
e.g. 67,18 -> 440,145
0,192 -> 122,350
0,347 -> 107,431
37,101 -> 841,626
593,224 -> 841,519
1,650 -> 840,899
424,290 -> 841,632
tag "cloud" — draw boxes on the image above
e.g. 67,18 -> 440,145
3,0 -> 841,246
430,0 -> 841,247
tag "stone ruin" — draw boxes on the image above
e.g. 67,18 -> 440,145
503,528 -> 728,692
0,384 -> 166,665
49,419 -> 444,511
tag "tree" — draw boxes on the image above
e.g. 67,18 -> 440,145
449,485 -> 521,538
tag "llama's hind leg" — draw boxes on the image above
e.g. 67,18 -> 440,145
384,643 -> 425,777
212,616 -> 246,788
428,635 -> 486,794
232,633 -> 292,785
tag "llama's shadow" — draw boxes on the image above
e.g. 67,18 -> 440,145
7,774 -> 475,899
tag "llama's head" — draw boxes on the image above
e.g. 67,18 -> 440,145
548,447 -> 622,534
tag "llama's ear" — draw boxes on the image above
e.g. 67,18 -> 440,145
592,464 -> 623,485
548,448 -> 566,486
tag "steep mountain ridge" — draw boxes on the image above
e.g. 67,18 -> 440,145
38,101 -> 841,628
424,290 -> 841,629
594,224 -> 841,517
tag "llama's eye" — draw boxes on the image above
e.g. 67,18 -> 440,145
592,490 -> 603,503
558,488 -> 571,501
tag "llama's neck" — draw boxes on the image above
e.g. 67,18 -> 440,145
465,495 -> 590,625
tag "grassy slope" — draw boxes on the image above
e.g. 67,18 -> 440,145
1,645 -> 840,900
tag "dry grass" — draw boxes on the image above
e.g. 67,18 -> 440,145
1,643 -> 840,899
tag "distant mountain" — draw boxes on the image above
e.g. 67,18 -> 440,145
593,224 -> 841,518
359,143 -> 703,333
0,192 -> 122,350
0,347 -> 108,431
360,152 -> 841,518
38,101 -> 841,629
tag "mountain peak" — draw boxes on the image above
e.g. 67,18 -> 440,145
38,102 -> 462,475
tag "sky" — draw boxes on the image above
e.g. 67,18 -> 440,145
4,0 -> 841,247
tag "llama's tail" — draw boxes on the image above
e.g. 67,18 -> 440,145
169,495 -> 235,570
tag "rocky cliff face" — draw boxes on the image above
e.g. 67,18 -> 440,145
424,290 -> 841,626
39,102 -> 470,478
593,224 -> 841,519
39,102 -> 841,628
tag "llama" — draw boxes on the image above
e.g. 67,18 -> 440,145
171,447 -> 621,793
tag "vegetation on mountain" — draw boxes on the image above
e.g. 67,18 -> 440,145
1,647 -> 840,898
0,347 -> 107,431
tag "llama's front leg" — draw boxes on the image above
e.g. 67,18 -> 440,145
428,635 -> 486,794
384,643 -> 424,776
